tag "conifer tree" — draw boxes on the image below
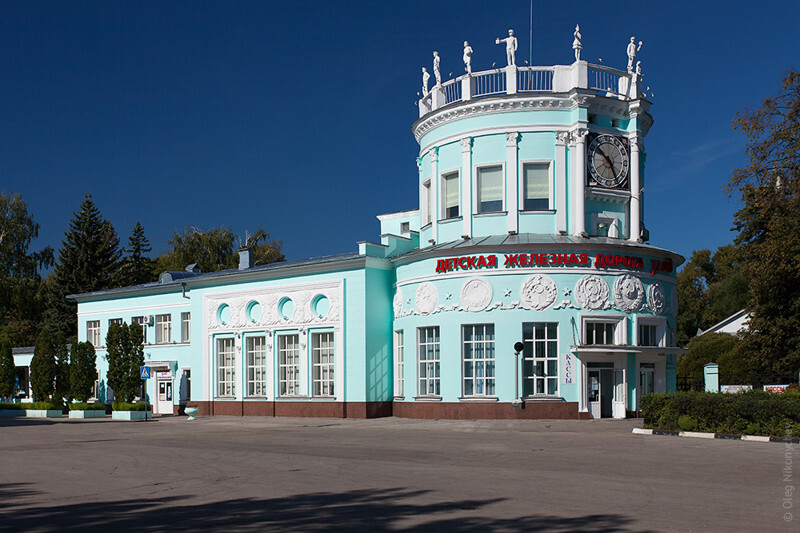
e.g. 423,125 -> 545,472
117,221 -> 155,286
53,331 -> 70,404
106,322 -> 144,403
45,195 -> 120,338
30,327 -> 56,402
69,341 -> 97,403
0,338 -> 15,400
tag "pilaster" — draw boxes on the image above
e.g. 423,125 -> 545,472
430,147 -> 438,244
461,137 -> 473,239
629,134 -> 641,241
555,131 -> 570,234
506,132 -> 519,234
571,128 -> 588,236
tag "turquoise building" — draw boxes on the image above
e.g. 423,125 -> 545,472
69,35 -> 683,420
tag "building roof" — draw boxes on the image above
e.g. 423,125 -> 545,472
698,309 -> 749,336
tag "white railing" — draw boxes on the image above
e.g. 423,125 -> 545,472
473,69 -> 506,96
442,78 -> 462,104
587,64 -> 631,98
517,67 -> 554,93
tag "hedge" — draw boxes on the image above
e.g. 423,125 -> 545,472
69,402 -> 107,411
112,401 -> 151,412
641,388 -> 800,437
0,401 -> 59,410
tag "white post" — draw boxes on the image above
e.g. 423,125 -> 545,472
629,134 -> 641,241
506,132 -> 519,234
555,132 -> 570,234
461,75 -> 473,101
572,128 -> 588,236
432,85 -> 445,110
506,65 -> 517,94
461,137 -> 473,239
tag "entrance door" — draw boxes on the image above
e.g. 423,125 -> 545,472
587,368 -> 625,419
612,369 -> 626,418
157,380 -> 173,415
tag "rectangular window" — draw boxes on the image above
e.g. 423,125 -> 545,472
90,372 -> 99,400
442,172 -> 459,219
394,330 -> 404,397
422,180 -> 432,225
640,363 -> 655,396
132,316 -> 148,344
246,336 -> 266,397
87,321 -> 101,347
108,318 -> 123,327
522,322 -> 559,396
181,312 -> 191,343
418,327 -> 440,396
639,324 -> 658,347
155,314 -> 171,344
278,334 -> 300,396
216,337 -> 235,397
585,322 -> 617,345
463,324 -> 495,396
523,163 -> 549,211
312,332 -> 335,396
477,166 -> 503,213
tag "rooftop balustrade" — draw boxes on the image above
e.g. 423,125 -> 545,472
418,61 -> 637,118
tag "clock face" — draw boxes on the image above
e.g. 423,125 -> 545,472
587,134 -> 630,189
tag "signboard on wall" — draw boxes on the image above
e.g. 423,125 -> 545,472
156,371 -> 173,380
560,353 -> 576,385
764,384 -> 790,393
720,384 -> 753,394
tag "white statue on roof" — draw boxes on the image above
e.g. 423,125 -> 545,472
463,41 -> 473,74
572,24 -> 582,61
433,51 -> 441,86
626,36 -> 642,73
422,67 -> 430,96
495,29 -> 518,67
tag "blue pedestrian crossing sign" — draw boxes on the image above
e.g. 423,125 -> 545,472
140,366 -> 151,380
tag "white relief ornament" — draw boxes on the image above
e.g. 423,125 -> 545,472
575,275 -> 610,310
648,283 -> 666,315
415,282 -> 439,315
460,277 -> 493,312
613,274 -> 644,313
521,275 -> 557,311
393,289 -> 403,318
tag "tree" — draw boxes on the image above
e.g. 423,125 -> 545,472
53,331 -> 70,404
676,245 -> 749,344
0,193 -> 54,346
69,341 -> 97,403
677,332 -> 751,379
106,322 -> 144,403
0,338 -> 15,400
727,70 -> 800,373
116,221 -> 156,286
155,226 -> 284,274
45,195 -> 121,338
30,327 -> 56,402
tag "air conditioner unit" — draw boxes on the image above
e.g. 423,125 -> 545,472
147,315 -> 155,326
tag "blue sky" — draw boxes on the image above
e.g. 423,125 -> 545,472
1,1 -> 798,268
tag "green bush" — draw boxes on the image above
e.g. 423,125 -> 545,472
0,402 -> 24,410
112,401 -> 150,412
641,390 -> 800,436
69,402 -> 107,411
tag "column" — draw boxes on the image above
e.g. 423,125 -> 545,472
430,147 -> 438,244
461,137 -> 473,239
572,128 -> 588,236
555,132 -> 570,234
703,362 -> 719,393
629,134 -> 641,241
461,75 -> 473,101
506,132 -> 519,234
505,65 -> 517,94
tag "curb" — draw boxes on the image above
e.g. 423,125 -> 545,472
632,427 -> 799,444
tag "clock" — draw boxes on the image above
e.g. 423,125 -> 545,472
587,134 -> 630,189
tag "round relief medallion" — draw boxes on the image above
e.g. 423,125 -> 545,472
613,274 -> 644,313
575,275 -> 610,310
648,283 -> 666,315
520,274 -> 557,311
460,277 -> 493,312
393,289 -> 403,318
415,282 -> 438,315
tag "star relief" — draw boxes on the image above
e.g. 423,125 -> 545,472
445,292 -> 452,300
563,288 -> 572,296
406,298 -> 412,304
504,289 -> 512,297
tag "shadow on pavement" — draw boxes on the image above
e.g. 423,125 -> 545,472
0,486 -> 641,532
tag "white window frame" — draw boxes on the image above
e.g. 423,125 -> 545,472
278,333 -> 300,396
155,314 -> 171,344
422,179 -> 432,226
474,163 -> 505,214
132,316 -> 148,344
180,312 -> 191,343
87,321 -> 101,348
462,324 -> 496,397
311,331 -> 335,397
394,330 -> 404,398
580,314 -> 627,346
108,318 -> 123,328
245,335 -> 267,397
635,316 -> 667,347
592,213 -> 620,238
440,170 -> 460,220
417,326 -> 440,397
520,160 -> 553,211
216,337 -> 236,397
522,322 -> 560,397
